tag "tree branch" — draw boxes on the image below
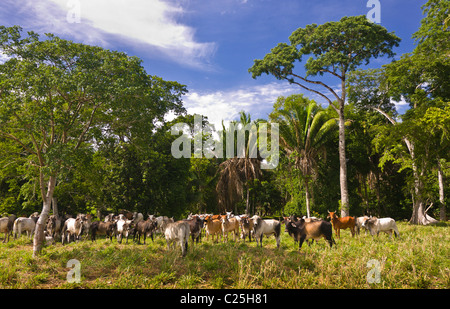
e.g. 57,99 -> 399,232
291,73 -> 342,103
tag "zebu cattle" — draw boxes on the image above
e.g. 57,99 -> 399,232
155,216 -> 174,234
240,216 -> 254,242
0,217 -> 12,243
183,215 -> 203,244
116,215 -> 133,244
90,220 -> 117,242
327,211 -> 356,238
132,212 -> 144,225
204,215 -> 222,243
13,214 -> 39,239
284,217 -> 335,250
362,217 -> 400,239
133,217 -> 157,244
221,216 -> 239,242
104,213 -> 116,222
164,220 -> 190,257
252,215 -> 281,248
62,215 -> 88,244
47,215 -> 63,240
356,216 -> 370,235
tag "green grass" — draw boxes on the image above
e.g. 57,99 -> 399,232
0,222 -> 448,289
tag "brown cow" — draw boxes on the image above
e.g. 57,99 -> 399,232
327,211 -> 356,238
221,216 -> 239,242
204,215 -> 222,243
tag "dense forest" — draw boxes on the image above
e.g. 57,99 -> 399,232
0,0 -> 448,254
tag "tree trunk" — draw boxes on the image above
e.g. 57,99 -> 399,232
33,174 -> 57,257
338,99 -> 350,217
52,197 -> 58,217
437,159 -> 447,221
408,144 -> 437,225
305,180 -> 311,218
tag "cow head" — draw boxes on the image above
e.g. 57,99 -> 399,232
362,217 -> 377,227
327,210 -> 337,220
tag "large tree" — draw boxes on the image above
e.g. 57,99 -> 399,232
0,26 -> 186,255
249,15 -> 400,216
348,0 -> 449,224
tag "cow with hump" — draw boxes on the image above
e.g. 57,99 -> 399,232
362,217 -> 400,239
251,215 -> 281,248
284,216 -> 335,250
164,220 -> 191,257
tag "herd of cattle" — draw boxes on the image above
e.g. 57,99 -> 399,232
0,210 -> 400,257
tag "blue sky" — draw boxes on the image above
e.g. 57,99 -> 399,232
1,0 -> 426,129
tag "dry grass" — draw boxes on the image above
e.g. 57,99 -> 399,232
0,222 -> 448,289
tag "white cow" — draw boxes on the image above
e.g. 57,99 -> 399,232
13,214 -> 39,239
116,216 -> 133,244
62,216 -> 87,244
362,217 -> 400,239
251,215 -> 281,248
355,216 -> 370,235
164,220 -> 190,257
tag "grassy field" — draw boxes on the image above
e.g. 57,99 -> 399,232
0,222 -> 448,289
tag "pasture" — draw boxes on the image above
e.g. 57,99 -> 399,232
0,222 -> 448,289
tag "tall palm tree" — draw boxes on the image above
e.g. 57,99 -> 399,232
270,94 -> 337,217
216,111 -> 262,214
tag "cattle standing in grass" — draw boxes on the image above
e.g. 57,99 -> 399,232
13,214 -> 39,239
356,216 -> 370,235
0,217 -> 12,243
240,216 -> 254,242
164,220 -> 190,257
116,216 -> 133,244
183,215 -> 203,244
204,215 -> 222,243
62,216 -> 87,244
327,211 -> 356,238
47,215 -> 63,240
221,216 -> 240,242
362,217 -> 400,239
252,215 -> 281,248
134,217 -> 157,244
90,220 -> 117,242
285,217 -> 335,250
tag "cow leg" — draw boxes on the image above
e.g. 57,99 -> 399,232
325,235 -> 334,248
299,236 -> 306,250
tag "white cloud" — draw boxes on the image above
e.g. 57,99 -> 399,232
181,82 -> 302,130
0,51 -> 11,64
31,0 -> 215,69
391,96 -> 410,114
